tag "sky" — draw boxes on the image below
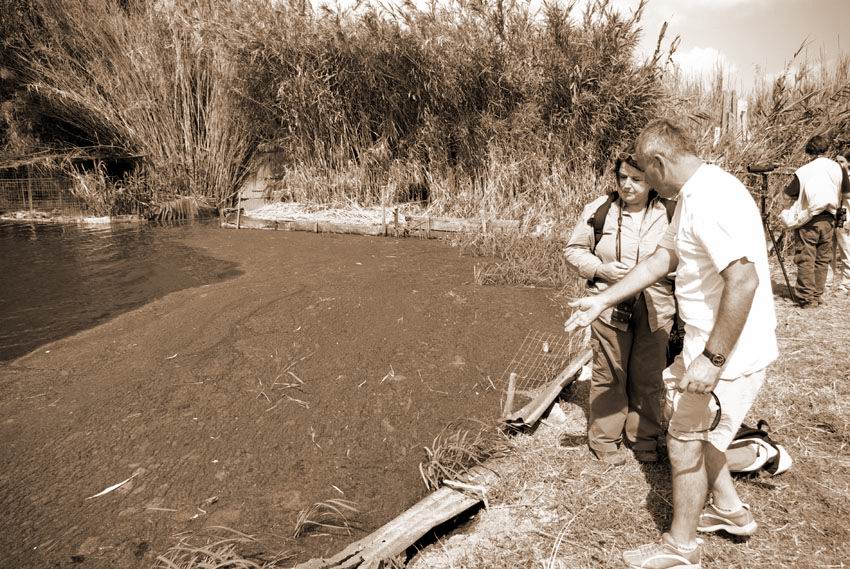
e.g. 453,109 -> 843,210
565,0 -> 850,93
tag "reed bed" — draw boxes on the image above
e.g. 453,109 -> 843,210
1,0 -> 668,221
2,1 -> 847,239
3,0 -> 256,213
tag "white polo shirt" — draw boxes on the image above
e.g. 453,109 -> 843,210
795,157 -> 843,215
660,164 -> 778,379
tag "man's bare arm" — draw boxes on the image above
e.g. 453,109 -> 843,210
565,246 -> 677,331
597,245 -> 677,306
679,257 -> 758,394
705,259 -> 758,356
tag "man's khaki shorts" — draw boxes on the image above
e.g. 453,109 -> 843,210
663,355 -> 765,451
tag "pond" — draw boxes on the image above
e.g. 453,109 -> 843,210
0,223 -> 567,568
0,220 -> 241,362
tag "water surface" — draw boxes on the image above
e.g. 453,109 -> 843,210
0,220 -> 241,362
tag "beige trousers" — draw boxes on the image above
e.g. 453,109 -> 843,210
588,294 -> 670,454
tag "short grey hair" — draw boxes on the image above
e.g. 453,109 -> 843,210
635,119 -> 698,161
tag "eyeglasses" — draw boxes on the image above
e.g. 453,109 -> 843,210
616,152 -> 642,172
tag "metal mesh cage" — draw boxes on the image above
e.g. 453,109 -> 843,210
0,178 -> 86,217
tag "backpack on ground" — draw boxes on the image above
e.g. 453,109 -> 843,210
728,420 -> 793,477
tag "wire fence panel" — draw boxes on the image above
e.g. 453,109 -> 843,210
0,178 -> 87,217
498,329 -> 584,395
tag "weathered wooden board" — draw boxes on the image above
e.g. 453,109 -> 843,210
222,217 -> 385,236
223,213 -> 521,238
292,466 -> 499,569
404,216 -> 520,234
502,348 -> 592,429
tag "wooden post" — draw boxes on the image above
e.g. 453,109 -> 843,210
739,99 -> 749,141
393,207 -> 399,237
503,372 -> 517,418
27,166 -> 33,211
480,201 -> 487,233
382,188 -> 387,237
235,190 -> 242,229
730,91 -> 738,136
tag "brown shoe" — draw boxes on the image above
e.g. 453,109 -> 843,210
590,448 -> 627,466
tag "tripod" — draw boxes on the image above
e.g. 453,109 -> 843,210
748,165 -> 802,306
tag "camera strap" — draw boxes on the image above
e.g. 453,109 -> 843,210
589,192 -> 675,257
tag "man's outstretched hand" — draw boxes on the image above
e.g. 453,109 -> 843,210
564,297 -> 607,332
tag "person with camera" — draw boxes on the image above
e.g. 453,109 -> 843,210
564,151 -> 676,466
566,119 -> 778,569
782,135 -> 850,306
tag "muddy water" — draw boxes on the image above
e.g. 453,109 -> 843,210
0,226 -> 567,568
0,220 -> 241,362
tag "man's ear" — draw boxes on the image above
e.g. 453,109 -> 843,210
653,155 -> 666,180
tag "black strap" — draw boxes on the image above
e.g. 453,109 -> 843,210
810,210 -> 837,224
589,192 -> 620,255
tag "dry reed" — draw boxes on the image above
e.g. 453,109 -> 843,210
419,419 -> 511,492
292,498 -> 360,538
153,526 -> 291,569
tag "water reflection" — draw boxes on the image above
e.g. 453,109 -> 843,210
0,220 -> 241,362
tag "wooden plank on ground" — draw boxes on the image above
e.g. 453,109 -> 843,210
222,216 -> 385,236
224,214 -> 521,238
405,216 -> 519,233
502,348 -> 592,429
293,467 -> 498,569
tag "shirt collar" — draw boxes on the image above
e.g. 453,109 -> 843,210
679,163 -> 709,199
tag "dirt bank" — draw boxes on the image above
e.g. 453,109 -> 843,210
0,228 -> 568,568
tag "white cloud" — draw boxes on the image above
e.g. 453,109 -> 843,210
672,46 -> 738,81
686,0 -> 765,6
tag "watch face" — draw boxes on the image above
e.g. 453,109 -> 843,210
711,354 -> 726,367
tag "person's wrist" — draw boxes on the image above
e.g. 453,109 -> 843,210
702,347 -> 727,368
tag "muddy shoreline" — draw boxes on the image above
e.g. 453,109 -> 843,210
0,228 -> 568,568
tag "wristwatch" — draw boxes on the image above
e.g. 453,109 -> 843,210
702,348 -> 726,368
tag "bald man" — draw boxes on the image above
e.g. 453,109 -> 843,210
565,119 -> 778,569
